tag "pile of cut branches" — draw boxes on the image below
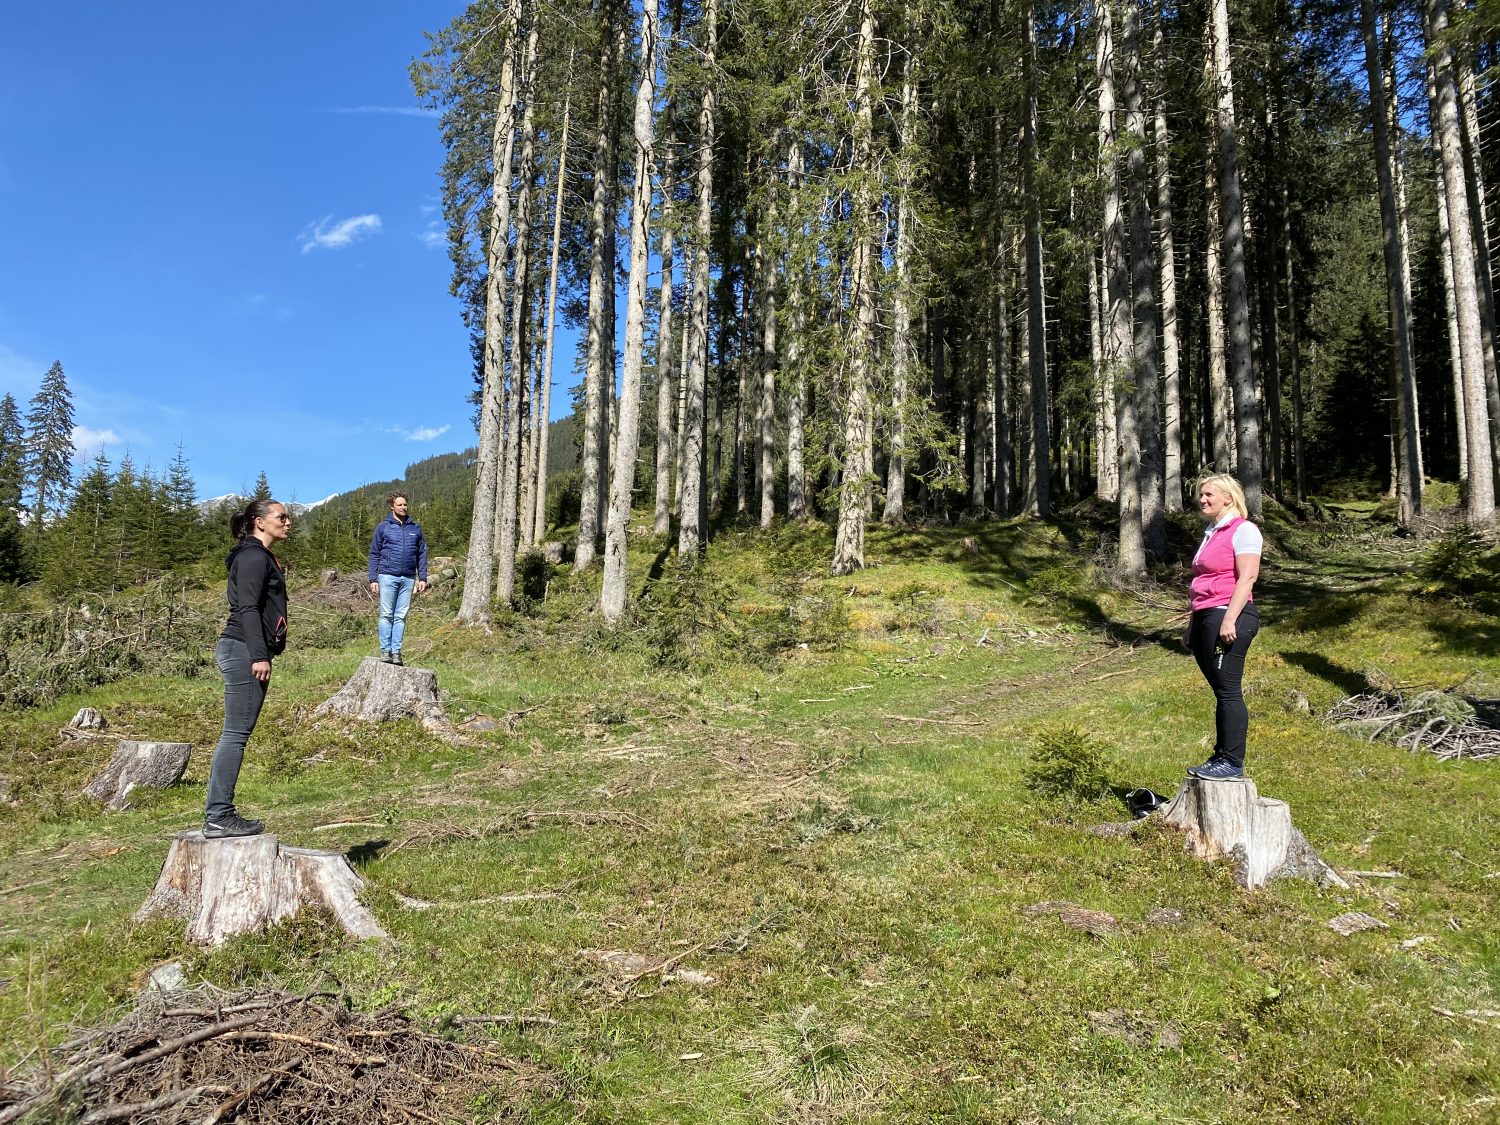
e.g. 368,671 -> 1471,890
1326,686 -> 1500,762
0,986 -> 551,1124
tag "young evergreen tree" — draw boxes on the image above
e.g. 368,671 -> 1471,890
43,451 -> 111,594
0,393 -> 26,580
24,359 -> 75,540
251,470 -> 273,501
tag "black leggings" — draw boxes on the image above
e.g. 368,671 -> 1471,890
1189,604 -> 1259,768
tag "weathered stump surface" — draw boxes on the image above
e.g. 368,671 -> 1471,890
314,657 -> 449,732
69,707 -> 108,732
135,831 -> 387,945
83,741 -> 191,809
1159,777 -> 1348,890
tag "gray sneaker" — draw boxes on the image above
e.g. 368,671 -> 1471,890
204,811 -> 265,838
1188,759 -> 1244,781
390,652 -> 403,666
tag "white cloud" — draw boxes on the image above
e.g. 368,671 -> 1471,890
0,343 -> 45,397
71,425 -> 122,453
419,222 -> 445,249
299,214 -> 382,254
388,424 -> 451,442
327,105 -> 438,118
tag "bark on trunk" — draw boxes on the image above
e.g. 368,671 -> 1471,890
1155,4 -> 1182,513
1122,0 -> 1164,559
1361,0 -> 1422,527
533,81 -> 572,545
1210,0 -> 1262,514
1159,777 -> 1348,891
676,0 -> 716,555
496,22 -> 541,604
786,139 -> 809,520
601,0 -> 661,623
653,85 -> 679,536
1100,3 -> 1142,578
1427,0 -> 1497,522
458,0 -> 522,624
1022,0 -> 1051,518
1432,111 -> 1470,482
886,68 -> 916,525
576,6 -> 618,570
83,741 -> 191,810
831,0 -> 877,575
136,831 -> 386,946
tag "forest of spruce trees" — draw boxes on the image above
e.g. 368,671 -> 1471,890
413,0 -> 1500,624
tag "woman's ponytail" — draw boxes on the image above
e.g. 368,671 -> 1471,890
231,498 -> 280,540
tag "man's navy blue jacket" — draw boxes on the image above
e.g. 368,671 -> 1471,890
368,514 -> 428,582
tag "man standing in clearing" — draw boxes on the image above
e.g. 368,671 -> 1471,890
368,491 -> 428,666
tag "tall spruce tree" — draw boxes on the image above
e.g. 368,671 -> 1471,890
24,359 -> 75,539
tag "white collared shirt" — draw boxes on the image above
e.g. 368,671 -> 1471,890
1193,512 -> 1263,565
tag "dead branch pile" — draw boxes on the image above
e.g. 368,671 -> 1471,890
0,987 -> 551,1125
1326,687 -> 1500,761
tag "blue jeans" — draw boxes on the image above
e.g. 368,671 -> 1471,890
205,637 -> 269,820
377,574 -> 415,653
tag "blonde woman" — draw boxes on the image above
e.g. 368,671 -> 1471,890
1182,474 -> 1262,781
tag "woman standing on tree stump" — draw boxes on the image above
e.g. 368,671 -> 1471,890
204,498 -> 290,838
1182,474 -> 1262,781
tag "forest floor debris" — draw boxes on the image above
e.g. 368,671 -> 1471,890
1326,685 -> 1500,761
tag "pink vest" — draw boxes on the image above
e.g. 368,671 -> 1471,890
1190,516 -> 1253,611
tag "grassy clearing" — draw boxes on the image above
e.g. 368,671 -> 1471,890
0,511 -> 1496,1122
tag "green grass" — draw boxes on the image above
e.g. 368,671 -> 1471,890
0,512 -> 1496,1122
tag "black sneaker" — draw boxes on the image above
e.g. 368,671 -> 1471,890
1188,759 -> 1245,781
380,651 -> 394,663
204,811 -> 265,838
390,652 -> 403,666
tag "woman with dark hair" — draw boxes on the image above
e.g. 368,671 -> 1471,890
204,498 -> 290,838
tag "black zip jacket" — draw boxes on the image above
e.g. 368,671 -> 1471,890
220,539 -> 288,663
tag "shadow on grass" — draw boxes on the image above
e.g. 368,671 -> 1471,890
346,838 -> 390,867
1282,651 -> 1367,697
1424,608 -> 1500,659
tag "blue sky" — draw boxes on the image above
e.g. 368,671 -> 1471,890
0,1 -> 559,505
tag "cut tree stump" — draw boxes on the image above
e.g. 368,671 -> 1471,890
82,741 -> 191,809
1158,776 -> 1348,890
135,830 -> 387,945
313,657 -> 455,738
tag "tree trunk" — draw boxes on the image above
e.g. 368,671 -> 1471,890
786,139 -> 809,520
1432,108 -> 1470,483
496,22 -> 541,604
1155,3 -> 1183,514
653,84 -> 679,536
533,80 -> 572,545
83,741 -> 191,810
886,67 -> 916,525
1458,55 -> 1500,500
831,0 -> 877,575
758,217 -> 778,530
601,0 -> 661,623
1361,0 -> 1422,527
1205,131 -> 1232,470
458,0 -> 521,625
676,0 -> 716,556
1427,0 -> 1497,522
136,831 -> 386,946
1100,3 -> 1142,578
1159,777 -> 1348,891
1211,0 -> 1262,514
1022,0 -> 1051,519
576,7 -> 618,571
1122,0 -> 1164,559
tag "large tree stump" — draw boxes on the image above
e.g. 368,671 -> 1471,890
82,741 -> 191,809
135,831 -> 387,945
1158,777 -> 1348,890
313,657 -> 452,736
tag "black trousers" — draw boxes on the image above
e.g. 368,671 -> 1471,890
1189,603 -> 1260,768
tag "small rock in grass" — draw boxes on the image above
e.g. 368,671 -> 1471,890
1146,907 -> 1185,926
1087,1008 -> 1183,1049
145,960 -> 186,993
1058,906 -> 1120,938
1328,911 -> 1389,936
461,715 -> 504,733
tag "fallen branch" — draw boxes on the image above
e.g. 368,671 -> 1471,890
881,714 -> 982,727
